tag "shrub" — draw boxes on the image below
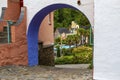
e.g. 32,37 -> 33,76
72,52 -> 92,64
72,46 -> 92,54
62,48 -> 72,56
55,56 -> 73,64
55,52 -> 92,64
88,60 -> 93,69
55,46 -> 93,64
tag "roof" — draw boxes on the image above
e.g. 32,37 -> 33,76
57,28 -> 70,34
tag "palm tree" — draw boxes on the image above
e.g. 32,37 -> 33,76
74,34 -> 80,47
77,28 -> 85,45
66,35 -> 73,48
55,37 -> 61,44
84,29 -> 90,44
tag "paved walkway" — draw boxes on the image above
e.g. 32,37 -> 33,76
0,65 -> 93,80
55,64 -> 90,69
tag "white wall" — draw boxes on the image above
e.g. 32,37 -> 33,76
94,0 -> 120,80
0,0 -> 7,17
24,0 -> 94,30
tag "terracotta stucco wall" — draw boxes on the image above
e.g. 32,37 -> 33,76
0,40 -> 28,66
38,12 -> 54,45
0,1 -> 28,66
0,0 -> 20,31
4,0 -> 20,21
0,21 -> 6,31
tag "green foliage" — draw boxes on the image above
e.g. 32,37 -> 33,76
54,8 -> 91,29
56,45 -> 61,57
72,51 -> 92,64
55,37 -> 61,44
62,48 -> 71,56
66,35 -> 75,45
77,28 -> 85,35
54,27 -> 91,46
72,46 -> 92,54
55,46 -> 93,64
88,60 -> 93,69
55,56 -> 73,64
74,34 -> 80,47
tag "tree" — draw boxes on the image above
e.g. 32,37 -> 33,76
74,34 -> 80,47
55,37 -> 61,44
54,8 -> 91,29
66,35 -> 74,48
77,28 -> 86,45
84,29 -> 90,44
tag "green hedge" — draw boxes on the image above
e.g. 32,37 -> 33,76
72,52 -> 92,64
55,56 -> 73,64
55,46 -> 93,65
55,52 -> 92,64
72,46 -> 92,54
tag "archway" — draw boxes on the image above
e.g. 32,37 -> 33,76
27,3 -> 91,66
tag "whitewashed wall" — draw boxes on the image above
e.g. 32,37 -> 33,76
94,0 -> 120,80
24,0 -> 94,30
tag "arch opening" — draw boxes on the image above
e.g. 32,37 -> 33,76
27,3 -> 91,66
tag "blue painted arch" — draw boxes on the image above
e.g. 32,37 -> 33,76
27,3 -> 90,66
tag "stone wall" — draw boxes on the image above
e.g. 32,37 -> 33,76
38,41 -> 54,66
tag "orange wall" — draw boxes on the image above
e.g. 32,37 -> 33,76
0,0 -> 21,31
0,6 -> 28,66
4,0 -> 21,21
38,12 -> 54,45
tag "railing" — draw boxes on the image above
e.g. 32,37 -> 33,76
0,20 -> 14,44
6,20 -> 14,43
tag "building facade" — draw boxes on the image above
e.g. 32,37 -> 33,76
0,0 -> 93,66
0,0 -> 54,66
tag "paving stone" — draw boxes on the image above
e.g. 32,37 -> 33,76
0,65 -> 92,80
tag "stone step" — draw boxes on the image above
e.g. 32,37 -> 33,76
0,32 -> 7,37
